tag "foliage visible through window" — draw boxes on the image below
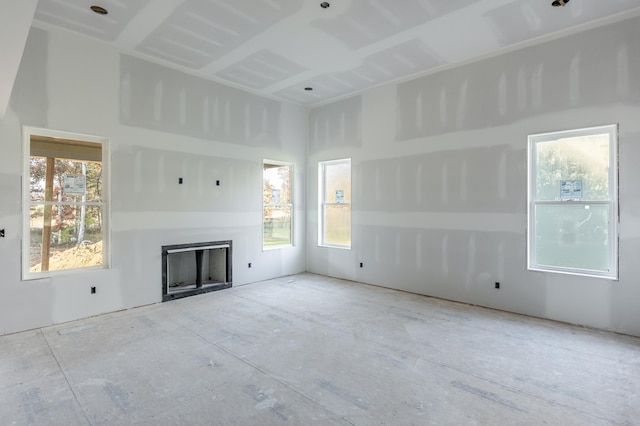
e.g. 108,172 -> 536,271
25,130 -> 107,277
263,162 -> 292,249
319,159 -> 351,248
528,125 -> 618,279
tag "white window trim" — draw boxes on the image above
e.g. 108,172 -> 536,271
22,126 -> 110,280
262,159 -> 293,251
527,124 -> 618,280
318,158 -> 352,249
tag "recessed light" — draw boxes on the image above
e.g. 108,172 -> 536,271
320,2 -> 330,9
304,87 -> 313,91
551,0 -> 569,6
90,5 -> 108,15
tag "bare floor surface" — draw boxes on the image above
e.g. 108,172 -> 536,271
1,273 -> 639,425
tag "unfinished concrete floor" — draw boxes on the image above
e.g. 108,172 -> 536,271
1,273 -> 639,425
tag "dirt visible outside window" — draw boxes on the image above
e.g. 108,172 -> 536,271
30,241 -> 103,272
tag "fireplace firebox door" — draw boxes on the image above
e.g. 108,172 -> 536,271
162,240 -> 232,301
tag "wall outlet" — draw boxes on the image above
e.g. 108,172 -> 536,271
248,262 -> 252,268
359,262 -> 363,268
91,286 -> 96,294
495,282 -> 500,289
0,229 -> 4,238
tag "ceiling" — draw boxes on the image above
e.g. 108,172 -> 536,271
30,0 -> 640,106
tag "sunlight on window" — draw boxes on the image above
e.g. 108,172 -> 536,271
528,125 -> 617,279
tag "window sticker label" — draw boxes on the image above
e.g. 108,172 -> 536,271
272,189 -> 281,204
560,179 -> 582,200
336,189 -> 344,203
64,175 -> 86,194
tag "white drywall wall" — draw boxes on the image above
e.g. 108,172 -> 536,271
0,0 -> 38,119
307,16 -> 640,337
2,16 -> 639,337
0,26 -> 307,335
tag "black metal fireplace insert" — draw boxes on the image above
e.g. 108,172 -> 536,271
162,240 -> 232,301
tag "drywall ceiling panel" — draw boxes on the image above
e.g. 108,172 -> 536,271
31,0 -> 640,106
312,0 -> 433,50
216,49 -> 308,89
275,75 -> 363,105
35,0 -> 149,41
325,71 -> 372,93
275,86 -> 323,104
302,74 -> 348,98
275,39 -> 443,104
136,0 -> 303,69
485,1 -> 634,47
365,39 -> 445,80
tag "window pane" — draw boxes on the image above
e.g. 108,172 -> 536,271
29,204 -> 103,273
263,162 -> 292,249
324,162 -> 351,203
29,157 -> 48,202
263,205 -> 291,246
535,134 -> 610,201
30,157 -> 103,203
25,130 -> 108,277
263,165 -> 290,204
534,204 -> 610,272
28,206 -> 44,269
324,204 -> 351,246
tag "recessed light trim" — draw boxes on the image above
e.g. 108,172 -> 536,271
320,2 -> 330,9
90,5 -> 108,15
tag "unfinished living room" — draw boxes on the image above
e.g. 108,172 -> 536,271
1,1 -> 639,424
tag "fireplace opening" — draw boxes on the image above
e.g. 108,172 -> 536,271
162,240 -> 232,301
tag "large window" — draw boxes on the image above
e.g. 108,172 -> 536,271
528,124 -> 618,279
23,127 -> 109,279
319,158 -> 351,248
263,161 -> 293,249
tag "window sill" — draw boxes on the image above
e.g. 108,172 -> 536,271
263,244 -> 293,252
527,266 -> 618,281
22,264 -> 108,281
318,244 -> 351,250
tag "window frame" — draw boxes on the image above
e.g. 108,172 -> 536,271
318,158 -> 352,249
262,159 -> 294,250
22,126 -> 110,280
527,124 -> 618,280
